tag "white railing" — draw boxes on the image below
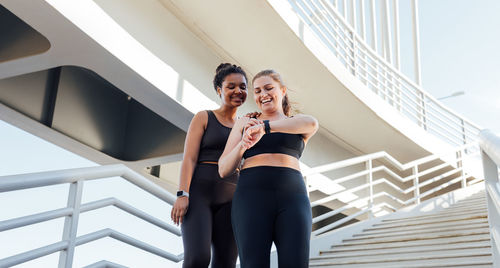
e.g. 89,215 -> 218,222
304,142 -> 483,236
0,164 -> 183,268
280,0 -> 481,146
479,129 -> 500,266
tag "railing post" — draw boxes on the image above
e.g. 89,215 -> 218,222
381,0 -> 392,64
413,166 -> 420,204
396,77 -> 402,112
457,148 -> 466,188
392,0 -> 400,70
411,0 -> 422,85
58,180 -> 83,268
350,31 -> 356,75
461,119 -> 467,145
366,159 -> 374,219
481,149 -> 500,265
359,0 -> 366,41
417,92 -> 427,130
341,0 -> 347,18
369,0 -> 378,52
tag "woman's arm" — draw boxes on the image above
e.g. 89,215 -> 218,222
268,114 -> 319,142
171,111 -> 207,225
218,117 -> 252,178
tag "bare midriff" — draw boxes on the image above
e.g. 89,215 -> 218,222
241,153 -> 301,171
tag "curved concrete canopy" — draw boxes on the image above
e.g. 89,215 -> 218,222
156,0 -> 454,162
0,5 -> 50,63
0,66 -> 186,161
0,0 -> 455,168
0,0 -> 212,168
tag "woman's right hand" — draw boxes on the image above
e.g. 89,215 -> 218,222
171,197 -> 189,225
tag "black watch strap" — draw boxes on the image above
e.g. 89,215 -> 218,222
263,120 -> 271,134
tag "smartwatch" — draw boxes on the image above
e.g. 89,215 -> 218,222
176,190 -> 189,198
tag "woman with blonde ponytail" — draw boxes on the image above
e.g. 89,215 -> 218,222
219,69 -> 318,268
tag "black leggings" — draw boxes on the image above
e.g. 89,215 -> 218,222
181,164 -> 238,268
231,166 -> 312,268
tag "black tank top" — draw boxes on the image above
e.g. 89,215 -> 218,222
197,110 -> 232,162
243,132 -> 305,159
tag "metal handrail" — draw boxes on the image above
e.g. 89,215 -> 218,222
479,129 -> 500,266
306,142 -> 482,236
281,0 -> 481,146
0,164 -> 182,267
305,142 -> 476,177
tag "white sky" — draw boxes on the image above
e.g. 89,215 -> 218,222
417,0 -> 500,133
0,0 -> 499,267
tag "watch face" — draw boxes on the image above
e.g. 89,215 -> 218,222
177,191 -> 183,197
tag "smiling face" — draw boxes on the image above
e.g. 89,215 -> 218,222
253,75 -> 286,114
217,73 -> 247,107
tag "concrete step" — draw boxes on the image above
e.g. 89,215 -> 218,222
321,240 -> 491,257
456,195 -> 486,202
428,203 -> 487,213
361,218 -> 488,235
454,195 -> 486,202
443,201 -> 487,209
342,228 -> 489,243
380,206 -> 487,223
311,247 -> 491,263
309,255 -> 492,267
334,233 -> 491,248
442,201 -> 486,208
437,202 -> 487,211
352,223 -> 489,240
446,198 -> 487,206
309,192 -> 491,267
372,213 -> 487,229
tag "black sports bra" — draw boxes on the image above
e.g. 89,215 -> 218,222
243,132 -> 305,159
197,110 -> 232,162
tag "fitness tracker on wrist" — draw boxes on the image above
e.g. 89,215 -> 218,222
263,120 -> 271,134
176,190 -> 189,198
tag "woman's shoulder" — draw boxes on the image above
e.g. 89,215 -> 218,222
193,110 -> 210,120
190,110 -> 210,128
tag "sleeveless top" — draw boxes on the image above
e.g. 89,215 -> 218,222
243,132 -> 305,159
197,110 -> 232,162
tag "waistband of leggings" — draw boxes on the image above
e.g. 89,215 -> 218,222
240,165 -> 302,175
238,166 -> 305,191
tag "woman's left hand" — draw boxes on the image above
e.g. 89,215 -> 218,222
243,123 -> 265,148
243,118 -> 262,133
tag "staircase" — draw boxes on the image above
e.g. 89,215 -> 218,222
309,191 -> 493,267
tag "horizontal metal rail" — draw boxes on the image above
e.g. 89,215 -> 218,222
282,0 -> 481,146
306,142 -> 482,236
75,229 -> 183,261
0,164 -> 182,267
